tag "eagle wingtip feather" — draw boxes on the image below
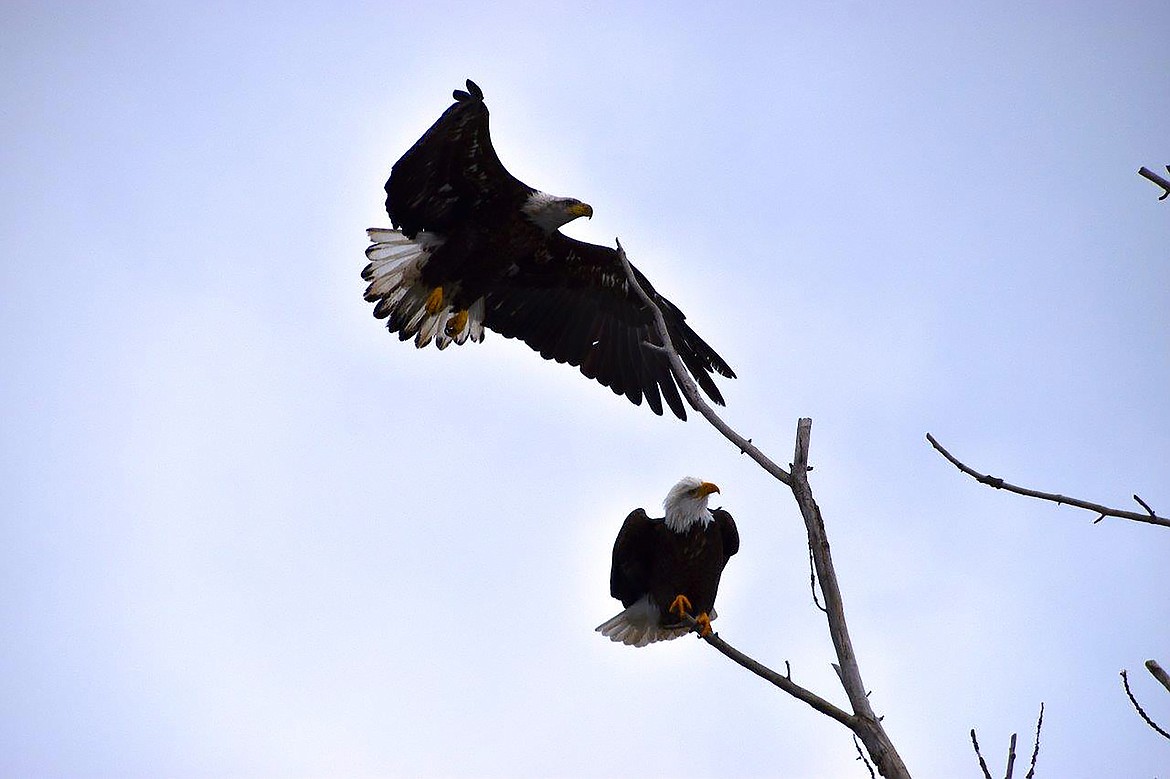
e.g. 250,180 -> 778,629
453,79 -> 484,103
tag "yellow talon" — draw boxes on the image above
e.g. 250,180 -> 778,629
695,612 -> 713,637
668,594 -> 693,619
445,309 -> 469,337
425,286 -> 444,316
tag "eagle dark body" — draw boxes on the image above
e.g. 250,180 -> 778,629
365,79 -> 735,420
610,507 -> 740,628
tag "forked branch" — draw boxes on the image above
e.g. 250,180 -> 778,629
970,703 -> 1044,779
617,240 -> 910,778
926,433 -> 1169,529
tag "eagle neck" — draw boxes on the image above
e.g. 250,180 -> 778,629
664,506 -> 714,534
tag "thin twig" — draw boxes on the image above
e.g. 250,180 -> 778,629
1024,703 -> 1043,779
926,433 -> 1170,529
808,544 -> 827,613
854,734 -> 877,779
971,729 -> 994,779
1138,165 -> 1170,200
1121,669 -> 1170,740
615,240 -> 792,487
1147,659 -> 1170,695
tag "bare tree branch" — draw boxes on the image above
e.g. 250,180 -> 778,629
926,433 -> 1170,529
674,611 -> 854,727
1024,703 -> 1043,779
615,239 -> 792,487
1122,669 -> 1170,741
971,705 -> 1043,779
970,729 -> 994,779
792,420 -> 908,777
1004,732 -> 1018,779
617,240 -> 911,778
1147,659 -> 1170,695
1138,165 -> 1170,200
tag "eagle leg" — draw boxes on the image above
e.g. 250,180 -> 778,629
694,612 -> 713,637
668,594 -> 693,619
425,286 -> 444,316
445,309 -> 468,337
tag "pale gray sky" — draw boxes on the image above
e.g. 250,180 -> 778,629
3,2 -> 1168,777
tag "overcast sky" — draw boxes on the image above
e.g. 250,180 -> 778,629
3,2 -> 1168,777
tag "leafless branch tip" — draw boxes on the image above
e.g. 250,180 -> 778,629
1147,659 -> 1170,695
1024,703 -> 1043,779
926,433 -> 1170,529
1121,669 -> 1170,741
970,728 -> 993,779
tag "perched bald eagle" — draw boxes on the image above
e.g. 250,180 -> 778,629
363,79 -> 735,420
596,477 -> 739,646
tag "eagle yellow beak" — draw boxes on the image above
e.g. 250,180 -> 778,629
567,202 -> 593,219
696,481 -> 720,498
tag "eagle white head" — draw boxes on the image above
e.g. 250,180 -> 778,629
520,191 -> 593,233
663,476 -> 720,533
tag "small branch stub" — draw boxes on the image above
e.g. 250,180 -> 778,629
1138,165 -> 1170,200
1147,659 -> 1170,695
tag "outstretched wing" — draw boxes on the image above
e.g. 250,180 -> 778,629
610,509 -> 659,607
385,79 -> 533,237
482,234 -> 736,420
712,508 -> 740,562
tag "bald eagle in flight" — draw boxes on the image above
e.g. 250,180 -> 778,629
363,80 -> 735,419
597,477 -> 739,646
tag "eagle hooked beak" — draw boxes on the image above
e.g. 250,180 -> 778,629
566,201 -> 593,220
694,482 -> 720,498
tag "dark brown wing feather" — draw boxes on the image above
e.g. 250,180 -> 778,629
482,234 -> 735,420
712,508 -> 740,560
609,509 -> 659,608
385,80 -> 533,237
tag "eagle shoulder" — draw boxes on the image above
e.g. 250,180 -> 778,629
609,508 -> 661,607
712,508 -> 739,560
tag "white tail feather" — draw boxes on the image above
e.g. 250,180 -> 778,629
595,596 -> 696,648
366,228 -> 402,242
467,297 -> 486,343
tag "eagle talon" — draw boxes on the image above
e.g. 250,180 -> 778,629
425,286 -> 444,316
694,612 -> 713,637
445,309 -> 469,337
668,594 -> 693,619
